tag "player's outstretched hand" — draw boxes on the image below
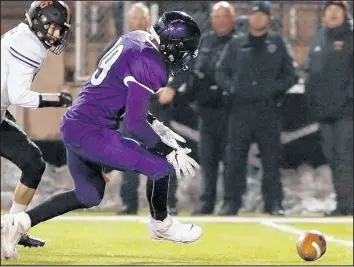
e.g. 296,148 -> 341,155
152,120 -> 186,149
166,148 -> 200,180
58,90 -> 73,107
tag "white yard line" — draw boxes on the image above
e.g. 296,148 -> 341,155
260,220 -> 353,248
53,215 -> 353,224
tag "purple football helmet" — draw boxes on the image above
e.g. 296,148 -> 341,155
151,11 -> 201,75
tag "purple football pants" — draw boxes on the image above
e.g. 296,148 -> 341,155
61,120 -> 173,207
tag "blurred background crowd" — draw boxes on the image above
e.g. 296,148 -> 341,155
1,1 -> 353,217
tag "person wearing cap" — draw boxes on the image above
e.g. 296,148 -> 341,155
306,0 -> 353,216
216,1 -> 298,216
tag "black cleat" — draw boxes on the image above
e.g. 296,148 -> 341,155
18,233 -> 45,248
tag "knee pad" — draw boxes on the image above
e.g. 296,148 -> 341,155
19,143 -> 46,189
74,180 -> 105,208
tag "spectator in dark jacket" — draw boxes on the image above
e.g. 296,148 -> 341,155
306,0 -> 353,216
216,1 -> 298,215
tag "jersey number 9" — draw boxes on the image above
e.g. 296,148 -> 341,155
91,38 -> 123,86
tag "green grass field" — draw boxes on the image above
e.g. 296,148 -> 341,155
1,214 -> 352,265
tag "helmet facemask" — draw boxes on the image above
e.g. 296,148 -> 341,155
152,11 -> 201,76
25,1 -> 72,55
49,22 -> 71,54
160,41 -> 199,75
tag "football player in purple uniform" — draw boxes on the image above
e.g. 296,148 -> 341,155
1,11 -> 202,260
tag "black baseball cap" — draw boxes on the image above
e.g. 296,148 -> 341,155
250,1 -> 271,16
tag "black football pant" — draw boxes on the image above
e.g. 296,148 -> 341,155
1,111 -> 46,190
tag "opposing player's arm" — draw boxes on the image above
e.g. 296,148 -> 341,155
7,44 -> 41,108
7,42 -> 72,108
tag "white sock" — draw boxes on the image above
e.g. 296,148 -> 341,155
17,212 -> 32,233
9,202 -> 28,214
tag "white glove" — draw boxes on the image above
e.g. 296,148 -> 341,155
151,120 -> 186,149
166,148 -> 200,180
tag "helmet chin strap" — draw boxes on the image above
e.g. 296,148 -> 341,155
149,26 -> 161,44
24,12 -> 33,28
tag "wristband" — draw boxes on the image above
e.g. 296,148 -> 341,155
147,113 -> 157,123
38,94 -> 60,108
149,138 -> 174,157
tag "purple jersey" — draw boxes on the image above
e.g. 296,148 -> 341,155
62,31 -> 168,149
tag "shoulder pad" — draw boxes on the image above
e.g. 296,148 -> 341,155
128,48 -> 167,93
9,32 -> 46,69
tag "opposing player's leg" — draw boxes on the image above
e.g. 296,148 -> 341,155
0,116 -> 46,248
1,146 -> 105,259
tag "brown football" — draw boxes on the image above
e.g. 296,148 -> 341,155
296,230 -> 327,261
